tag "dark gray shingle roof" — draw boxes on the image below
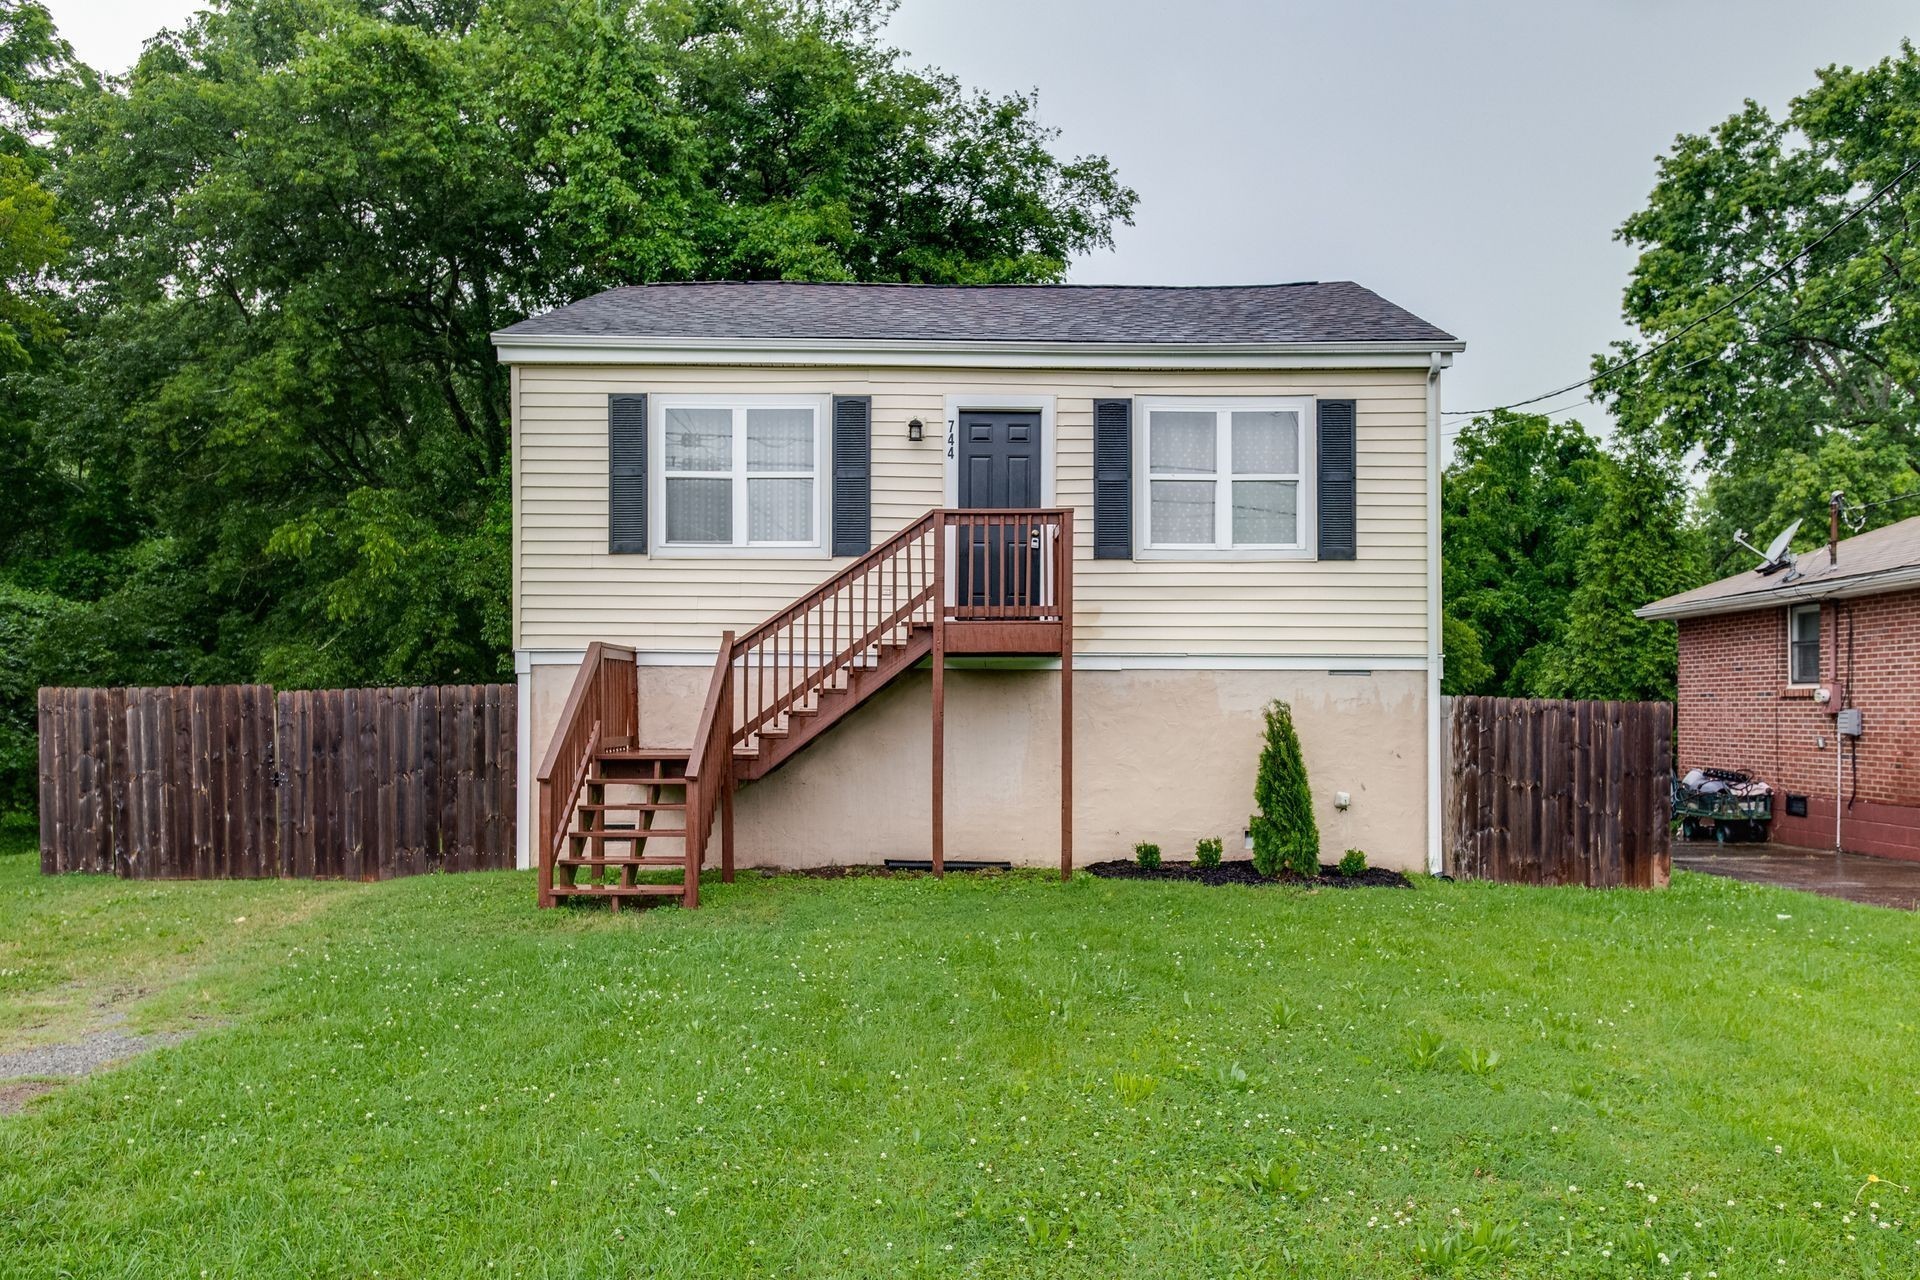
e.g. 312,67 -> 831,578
494,280 -> 1459,346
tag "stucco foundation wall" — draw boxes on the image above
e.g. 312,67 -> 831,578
527,662 -> 1429,870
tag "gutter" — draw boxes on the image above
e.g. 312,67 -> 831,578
1425,351 -> 1446,876
1635,563 -> 1920,621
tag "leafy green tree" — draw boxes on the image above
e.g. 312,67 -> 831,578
1441,411 -> 1609,696
1535,451 -> 1700,702
1440,613 -> 1493,696
1596,41 -> 1920,547
1695,428 -> 1918,580
0,0 -> 1137,812
0,0 -> 79,369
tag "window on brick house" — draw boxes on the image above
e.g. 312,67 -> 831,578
1788,604 -> 1821,686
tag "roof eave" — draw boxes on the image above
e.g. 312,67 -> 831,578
1635,562 -> 1920,620
488,332 -> 1464,369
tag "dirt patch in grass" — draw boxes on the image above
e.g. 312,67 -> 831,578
1085,857 -> 1413,888
0,1079 -> 59,1116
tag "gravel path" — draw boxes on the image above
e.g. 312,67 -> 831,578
0,1024 -> 187,1081
0,1010 -> 190,1113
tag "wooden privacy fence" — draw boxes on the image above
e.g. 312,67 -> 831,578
1443,696 -> 1673,888
38,683 -> 515,880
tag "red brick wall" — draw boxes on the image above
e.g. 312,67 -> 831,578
1676,587 -> 1920,859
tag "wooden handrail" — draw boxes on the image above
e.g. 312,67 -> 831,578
535,642 -> 638,908
729,511 -> 941,653
535,642 -> 636,783
648,507 -> 1076,905
684,642 -> 732,785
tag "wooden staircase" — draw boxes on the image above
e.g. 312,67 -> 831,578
536,508 -> 1073,909
548,748 -> 696,905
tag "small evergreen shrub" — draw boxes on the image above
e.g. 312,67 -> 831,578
1194,836 -> 1223,869
1250,699 -> 1319,878
1133,841 -> 1161,869
1338,848 -> 1367,878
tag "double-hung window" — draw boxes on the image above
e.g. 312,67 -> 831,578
1787,603 -> 1821,686
1137,397 -> 1314,555
657,397 -> 827,553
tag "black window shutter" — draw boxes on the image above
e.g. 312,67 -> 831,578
831,395 -> 872,556
1316,398 -> 1357,561
608,393 -> 647,554
1092,398 -> 1133,559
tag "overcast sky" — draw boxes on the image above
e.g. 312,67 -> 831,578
43,0 -> 1920,440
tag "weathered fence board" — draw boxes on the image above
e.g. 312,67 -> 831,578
1443,696 -> 1672,888
272,684 -> 517,879
37,687 -> 131,876
38,683 -> 515,880
118,684 -> 279,879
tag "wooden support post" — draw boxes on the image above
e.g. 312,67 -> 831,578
721,774 -> 735,883
931,516 -> 946,877
720,633 -> 736,884
1058,509 -> 1073,881
536,779 -> 555,908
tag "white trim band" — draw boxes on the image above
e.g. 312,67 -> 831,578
517,646 -> 1431,673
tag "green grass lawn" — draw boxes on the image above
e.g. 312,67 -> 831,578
2,825 -> 1918,1278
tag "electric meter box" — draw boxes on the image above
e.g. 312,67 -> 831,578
1837,708 -> 1864,737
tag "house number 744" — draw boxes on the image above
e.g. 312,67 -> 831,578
946,418 -> 956,459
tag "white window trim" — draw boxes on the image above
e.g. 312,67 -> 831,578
941,393 -> 1056,509
648,393 -> 832,559
1132,396 -> 1317,561
1786,602 -> 1822,688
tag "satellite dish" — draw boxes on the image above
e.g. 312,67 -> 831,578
1762,519 -> 1801,567
1732,518 -> 1802,576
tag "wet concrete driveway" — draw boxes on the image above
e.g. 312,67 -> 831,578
1674,842 -> 1920,910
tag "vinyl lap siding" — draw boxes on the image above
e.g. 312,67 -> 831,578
514,365 -> 1431,658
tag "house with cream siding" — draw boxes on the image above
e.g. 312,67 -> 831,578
492,281 -> 1461,906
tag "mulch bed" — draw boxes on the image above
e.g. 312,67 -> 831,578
1084,857 -> 1413,889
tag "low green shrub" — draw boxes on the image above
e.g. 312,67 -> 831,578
1133,841 -> 1161,869
1194,836 -> 1223,868
1337,848 -> 1367,877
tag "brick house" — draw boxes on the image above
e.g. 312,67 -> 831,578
1638,513 -> 1920,860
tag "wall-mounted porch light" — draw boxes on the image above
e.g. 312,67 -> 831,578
907,417 -> 925,442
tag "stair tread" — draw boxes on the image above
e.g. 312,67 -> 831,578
571,828 -> 688,840
596,746 -> 693,759
578,802 -> 685,811
557,855 -> 687,867
587,775 -> 687,786
551,883 -> 686,897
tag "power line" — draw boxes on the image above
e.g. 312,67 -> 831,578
1841,486 -> 1920,529
1443,347 -> 1726,440
1441,218 -> 1920,439
1441,155 -> 1920,418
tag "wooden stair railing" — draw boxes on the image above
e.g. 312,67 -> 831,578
545,509 -> 1073,910
535,641 -> 638,908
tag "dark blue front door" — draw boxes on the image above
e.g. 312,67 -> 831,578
956,411 -> 1042,608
